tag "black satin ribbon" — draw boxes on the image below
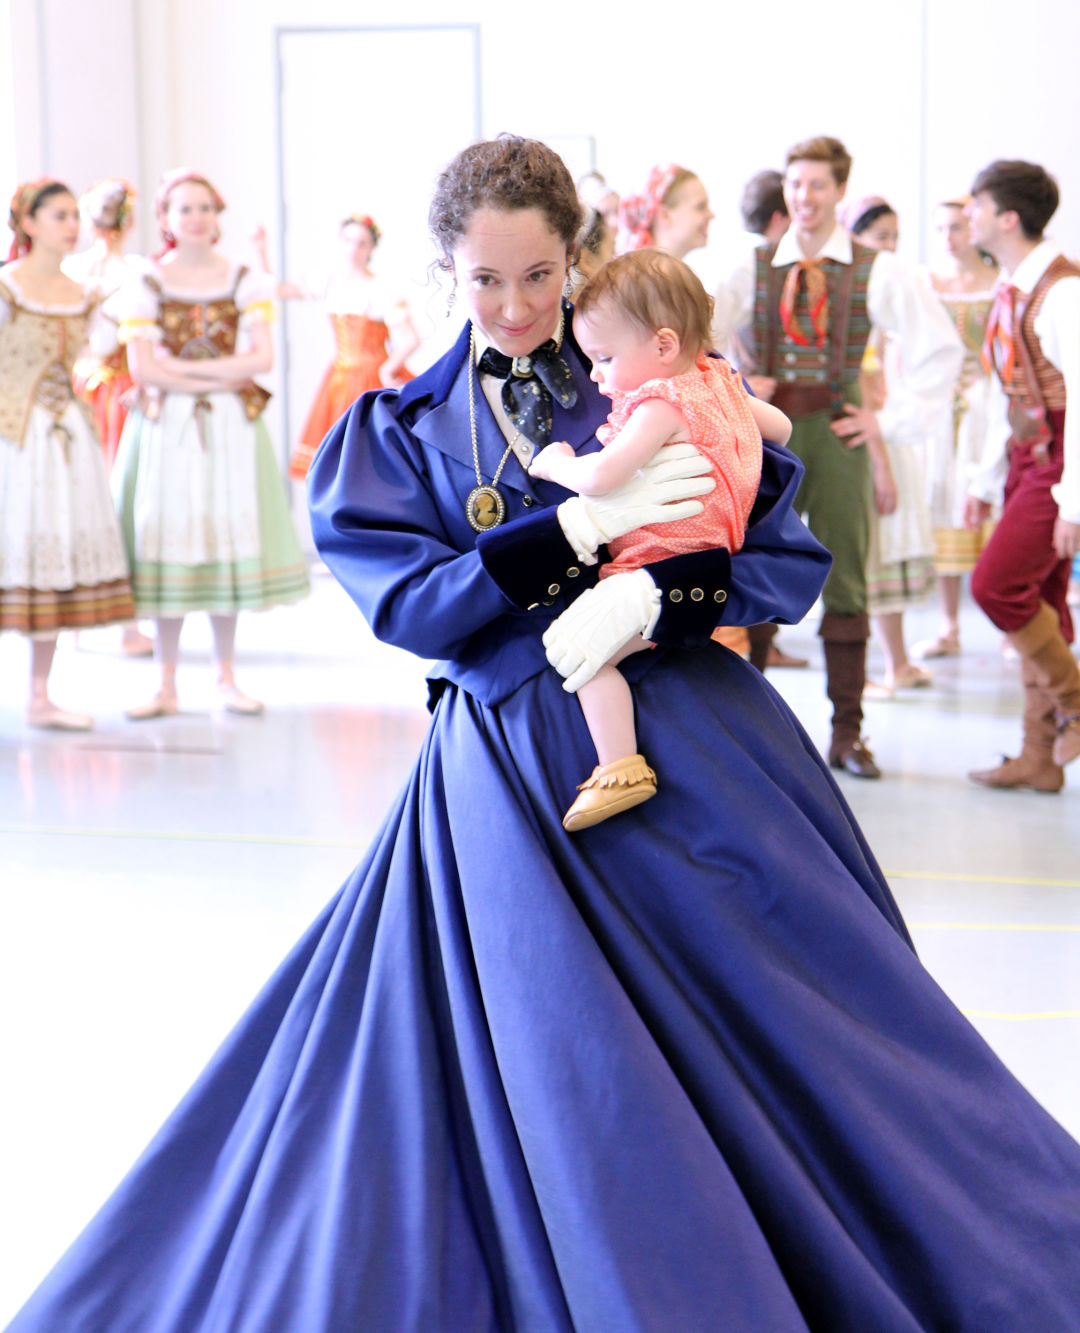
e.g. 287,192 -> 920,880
477,339 -> 577,447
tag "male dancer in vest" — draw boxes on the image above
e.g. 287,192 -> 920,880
713,170 -> 808,671
713,136 -> 961,777
964,160 -> 1080,791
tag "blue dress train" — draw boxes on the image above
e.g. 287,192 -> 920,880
8,317 -> 1080,1332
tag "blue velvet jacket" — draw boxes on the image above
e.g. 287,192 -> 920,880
308,311 -> 831,707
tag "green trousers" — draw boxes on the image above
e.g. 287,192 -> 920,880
786,410 -> 872,618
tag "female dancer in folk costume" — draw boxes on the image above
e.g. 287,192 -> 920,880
915,195 -> 1000,659
7,138 -> 1080,1333
0,179 -> 135,729
279,212 -> 420,481
64,178 -> 139,466
110,169 -> 309,720
842,196 -> 938,697
619,162 -> 714,259
530,249 -> 787,828
64,178 -> 153,657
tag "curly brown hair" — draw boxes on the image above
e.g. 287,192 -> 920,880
429,135 -> 582,266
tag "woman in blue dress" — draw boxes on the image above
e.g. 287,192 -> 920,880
8,137 -> 1080,1333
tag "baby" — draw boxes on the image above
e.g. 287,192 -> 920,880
529,249 -> 791,831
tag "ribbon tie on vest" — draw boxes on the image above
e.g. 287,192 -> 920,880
779,258 -> 829,349
982,282 -> 1020,383
477,340 -> 577,447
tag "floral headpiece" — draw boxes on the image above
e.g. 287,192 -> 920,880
619,164 -> 684,251
7,177 -> 69,261
155,169 -> 226,255
342,213 -> 380,246
81,177 -> 137,235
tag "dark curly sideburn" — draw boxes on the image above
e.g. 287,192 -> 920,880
429,135 -> 583,266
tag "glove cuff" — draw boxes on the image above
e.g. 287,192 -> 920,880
556,498 -> 601,566
630,568 -> 662,640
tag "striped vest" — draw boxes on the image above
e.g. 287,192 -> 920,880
1012,255 -> 1080,412
740,241 -> 876,416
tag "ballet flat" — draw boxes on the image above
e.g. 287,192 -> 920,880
126,693 -> 179,721
220,686 -> 264,716
27,703 -> 93,732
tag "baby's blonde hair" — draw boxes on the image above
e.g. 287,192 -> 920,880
576,249 -> 713,355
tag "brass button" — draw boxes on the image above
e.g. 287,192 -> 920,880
522,495 -> 534,507
690,588 -> 704,602
547,583 -> 560,596
527,602 -> 539,610
714,589 -> 727,603
541,597 -> 555,606
669,589 -> 683,603
567,566 -> 580,578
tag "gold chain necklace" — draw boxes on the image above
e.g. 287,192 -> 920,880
465,325 -> 521,532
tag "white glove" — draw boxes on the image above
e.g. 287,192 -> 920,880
556,441 -> 715,564
543,568 -> 661,693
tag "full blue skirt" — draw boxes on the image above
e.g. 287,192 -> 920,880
9,646 -> 1080,1332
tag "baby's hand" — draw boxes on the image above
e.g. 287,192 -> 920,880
528,440 -> 575,481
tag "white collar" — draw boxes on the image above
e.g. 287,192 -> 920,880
1005,239 -> 1064,295
772,222 -> 853,268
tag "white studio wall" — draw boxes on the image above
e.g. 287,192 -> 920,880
4,0 -> 1079,463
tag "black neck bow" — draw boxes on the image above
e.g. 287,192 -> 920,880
477,338 -> 578,447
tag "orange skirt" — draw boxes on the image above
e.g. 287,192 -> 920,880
73,351 -> 133,468
290,349 -> 414,482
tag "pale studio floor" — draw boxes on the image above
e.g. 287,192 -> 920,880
1,568 -> 1079,1323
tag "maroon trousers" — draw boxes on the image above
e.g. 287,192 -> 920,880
971,409 -> 1074,642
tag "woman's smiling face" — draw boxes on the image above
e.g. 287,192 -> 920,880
451,207 -> 569,358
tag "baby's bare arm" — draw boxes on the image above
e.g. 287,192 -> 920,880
529,399 -> 688,495
747,395 -> 792,445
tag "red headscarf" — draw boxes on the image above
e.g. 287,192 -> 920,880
154,169 -> 226,257
618,164 -> 684,251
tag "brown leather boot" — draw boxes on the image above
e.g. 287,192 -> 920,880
747,623 -> 777,673
821,614 -> 880,778
1009,601 -> 1080,768
969,663 -> 1064,792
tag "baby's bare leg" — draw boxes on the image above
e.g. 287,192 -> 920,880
575,636 -> 651,765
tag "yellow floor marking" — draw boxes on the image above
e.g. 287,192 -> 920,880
962,1010 -> 1080,1021
909,922 -> 1080,933
0,824 -> 368,849
890,870 -> 1080,889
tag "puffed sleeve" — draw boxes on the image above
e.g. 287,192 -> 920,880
106,266 -> 162,344
311,389 -> 831,664
309,390 -> 537,662
235,269 -> 278,331
87,301 -> 121,357
354,274 -> 408,326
